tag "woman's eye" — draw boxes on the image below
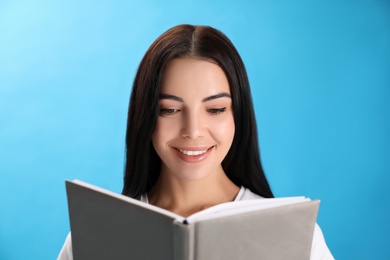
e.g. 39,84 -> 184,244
207,108 -> 227,115
159,108 -> 179,115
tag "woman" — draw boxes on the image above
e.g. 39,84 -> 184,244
59,24 -> 333,259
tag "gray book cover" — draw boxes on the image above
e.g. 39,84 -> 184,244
66,180 -> 319,260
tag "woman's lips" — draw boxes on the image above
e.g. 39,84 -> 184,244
177,148 -> 208,156
173,146 -> 213,163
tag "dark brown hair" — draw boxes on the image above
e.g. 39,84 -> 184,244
123,24 -> 273,199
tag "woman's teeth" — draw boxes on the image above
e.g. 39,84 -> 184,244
178,149 -> 208,156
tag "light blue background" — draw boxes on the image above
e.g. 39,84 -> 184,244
1,0 -> 389,259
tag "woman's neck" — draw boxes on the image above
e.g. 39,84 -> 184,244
147,168 -> 240,218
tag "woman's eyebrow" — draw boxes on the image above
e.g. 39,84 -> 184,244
202,92 -> 231,102
159,92 -> 231,102
159,94 -> 184,102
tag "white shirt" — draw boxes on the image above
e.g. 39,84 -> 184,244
58,187 -> 334,259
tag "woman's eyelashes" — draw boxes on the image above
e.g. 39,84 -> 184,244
159,108 -> 180,115
207,107 -> 227,115
158,107 -> 227,116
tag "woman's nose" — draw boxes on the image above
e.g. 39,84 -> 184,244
180,112 -> 204,139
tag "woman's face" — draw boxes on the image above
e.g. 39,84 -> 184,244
152,57 -> 235,182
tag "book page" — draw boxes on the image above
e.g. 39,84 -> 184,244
185,197 -> 310,223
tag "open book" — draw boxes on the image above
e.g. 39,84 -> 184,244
65,180 -> 319,260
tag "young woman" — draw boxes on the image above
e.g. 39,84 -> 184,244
59,24 -> 333,259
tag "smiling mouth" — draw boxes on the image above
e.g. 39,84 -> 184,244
174,146 -> 213,163
177,149 -> 208,156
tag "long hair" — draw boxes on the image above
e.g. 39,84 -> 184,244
122,24 -> 274,199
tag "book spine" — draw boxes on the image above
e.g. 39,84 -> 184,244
173,222 -> 195,260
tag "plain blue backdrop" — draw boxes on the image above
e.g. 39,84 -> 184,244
1,0 -> 389,259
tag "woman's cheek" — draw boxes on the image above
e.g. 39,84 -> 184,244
210,115 -> 235,142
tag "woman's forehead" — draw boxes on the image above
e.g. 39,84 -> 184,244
160,57 -> 230,96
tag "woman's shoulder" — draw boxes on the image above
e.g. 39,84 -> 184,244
58,232 -> 73,260
235,186 -> 264,201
